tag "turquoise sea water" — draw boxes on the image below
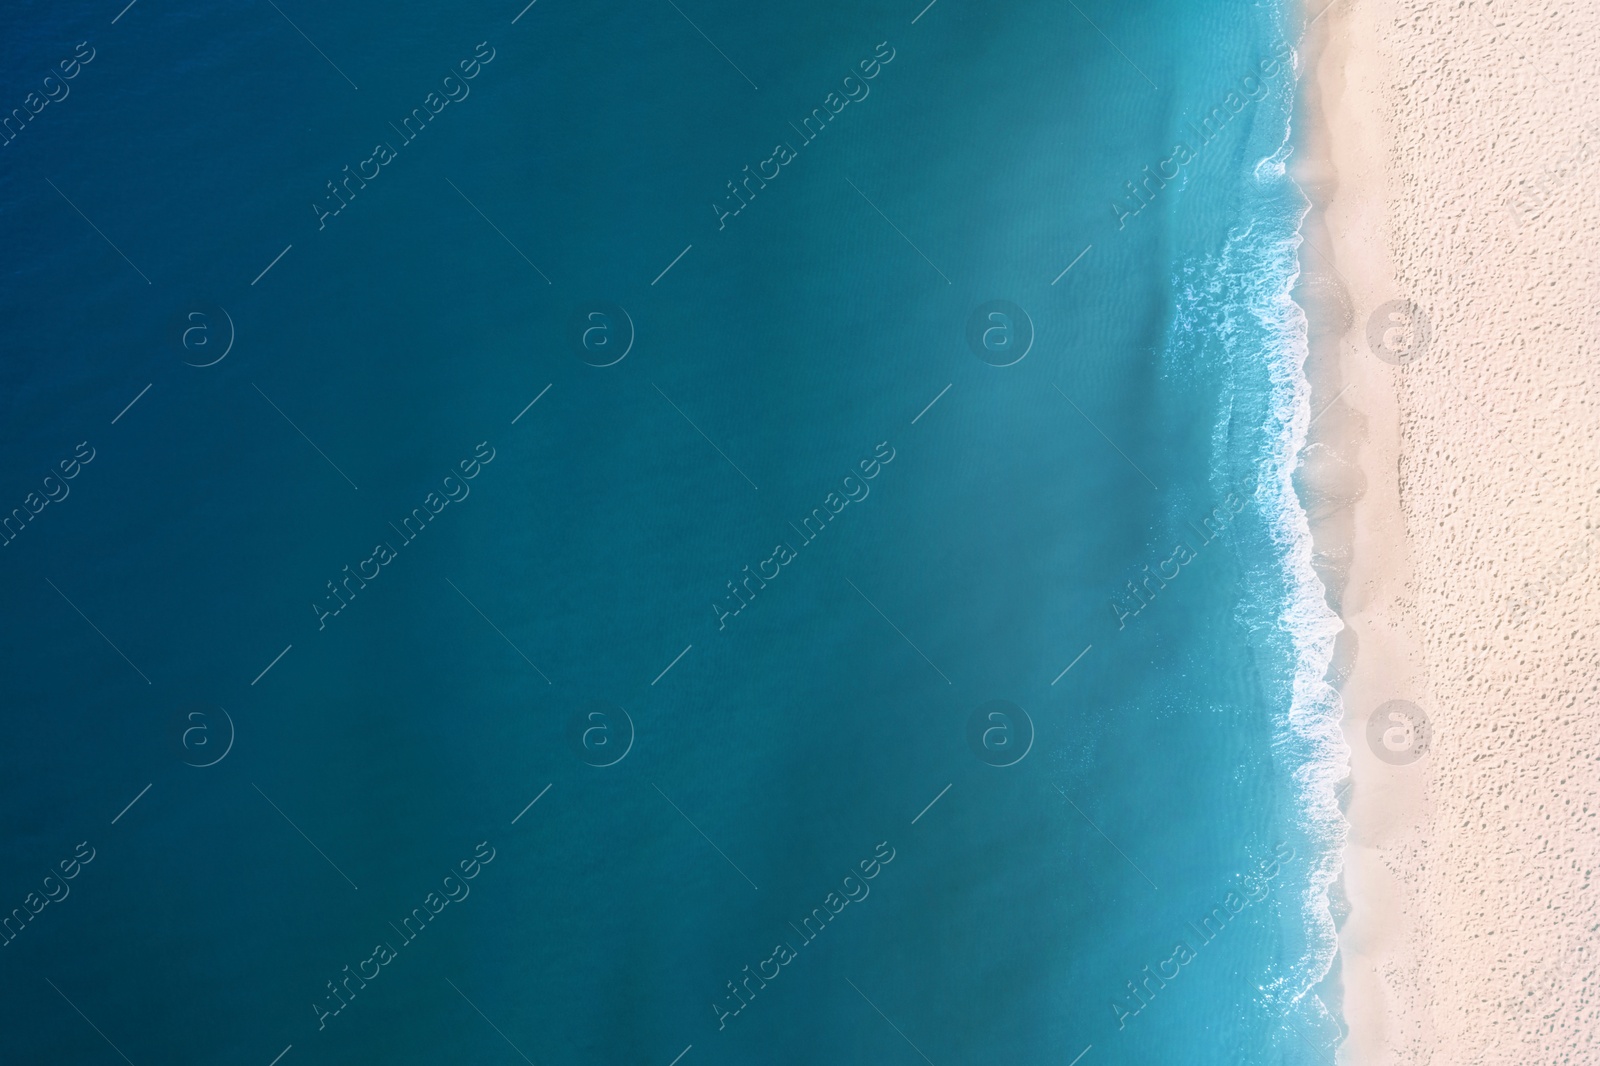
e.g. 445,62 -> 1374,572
0,0 -> 1345,1063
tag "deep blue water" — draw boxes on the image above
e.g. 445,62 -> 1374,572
0,1 -> 1346,1064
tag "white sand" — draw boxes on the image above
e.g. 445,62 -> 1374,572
1299,0 -> 1600,1061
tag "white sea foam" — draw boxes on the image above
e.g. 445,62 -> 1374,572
1253,202 -> 1349,1013
1162,56 -> 1351,1041
1240,72 -> 1350,1029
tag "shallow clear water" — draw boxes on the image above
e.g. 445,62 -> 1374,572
0,1 -> 1342,1063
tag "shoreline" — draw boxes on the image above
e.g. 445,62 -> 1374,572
1293,0 -> 1600,1062
1291,0 -> 1429,1058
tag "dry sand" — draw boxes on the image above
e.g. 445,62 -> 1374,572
1294,0 -> 1600,1062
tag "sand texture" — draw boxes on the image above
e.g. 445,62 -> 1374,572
1296,0 -> 1600,1062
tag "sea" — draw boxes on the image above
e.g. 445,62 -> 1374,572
0,0 -> 1347,1063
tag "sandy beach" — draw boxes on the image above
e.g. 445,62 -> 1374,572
1296,0 -> 1600,1061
